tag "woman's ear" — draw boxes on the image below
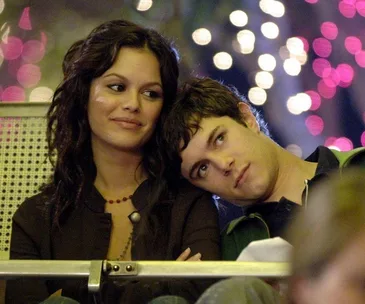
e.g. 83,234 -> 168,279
238,102 -> 260,133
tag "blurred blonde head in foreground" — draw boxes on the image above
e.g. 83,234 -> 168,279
287,168 -> 365,304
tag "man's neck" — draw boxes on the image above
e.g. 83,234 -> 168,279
265,148 -> 317,205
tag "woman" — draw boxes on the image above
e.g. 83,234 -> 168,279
6,19 -> 220,303
287,169 -> 365,304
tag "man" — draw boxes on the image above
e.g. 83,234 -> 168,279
163,77 -> 365,260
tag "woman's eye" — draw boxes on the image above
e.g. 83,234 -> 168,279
143,90 -> 163,99
198,164 -> 208,178
108,84 -> 125,92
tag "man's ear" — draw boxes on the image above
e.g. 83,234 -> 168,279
238,102 -> 260,133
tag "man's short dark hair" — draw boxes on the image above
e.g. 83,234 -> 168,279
163,77 -> 270,180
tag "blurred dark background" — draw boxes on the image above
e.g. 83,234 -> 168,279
1,0 -> 365,157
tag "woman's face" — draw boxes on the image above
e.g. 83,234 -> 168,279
295,228 -> 365,304
88,47 -> 164,152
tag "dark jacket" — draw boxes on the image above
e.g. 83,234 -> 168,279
221,146 -> 365,260
6,179 -> 221,303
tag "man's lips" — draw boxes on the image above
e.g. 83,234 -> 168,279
234,164 -> 250,188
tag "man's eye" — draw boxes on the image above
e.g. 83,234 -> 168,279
198,164 -> 208,178
215,133 -> 225,145
108,84 -> 125,92
143,90 -> 163,99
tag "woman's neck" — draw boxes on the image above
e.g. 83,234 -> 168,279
92,138 -> 147,196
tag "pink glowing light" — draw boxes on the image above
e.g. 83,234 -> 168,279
22,40 -> 45,63
318,79 -> 336,99
334,137 -> 353,151
325,137 -> 337,147
355,50 -> 365,67
306,90 -> 322,111
336,63 -> 354,87
1,86 -> 25,102
361,131 -> 365,146
322,68 -> 340,88
18,7 -> 32,30
305,0 -> 318,3
17,64 -> 41,88
356,0 -> 365,16
312,38 -> 332,57
339,1 -> 356,18
320,22 -> 338,40
312,58 -> 331,78
0,36 -> 23,60
305,115 -> 324,136
297,36 -> 309,52
344,36 -> 362,54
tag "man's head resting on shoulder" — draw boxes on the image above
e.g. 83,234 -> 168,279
163,77 -> 281,206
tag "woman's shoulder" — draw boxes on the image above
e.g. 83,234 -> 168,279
14,187 -> 54,222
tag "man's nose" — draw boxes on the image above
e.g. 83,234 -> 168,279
211,154 -> 234,176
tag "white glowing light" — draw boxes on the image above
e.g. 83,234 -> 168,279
261,22 -> 279,39
283,58 -> 301,76
136,0 -> 153,11
259,0 -> 273,14
248,87 -> 267,105
258,54 -> 276,71
213,52 -> 233,70
1,24 -> 10,42
192,28 -> 212,46
286,37 -> 304,55
229,10 -> 248,27
286,93 -> 312,115
0,0 -> 5,15
255,71 -> 274,89
286,144 -> 303,158
291,51 -> 308,65
270,1 -> 285,18
237,29 -> 255,45
29,86 -> 54,102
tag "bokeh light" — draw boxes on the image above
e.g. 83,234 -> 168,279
286,144 -> 302,157
320,22 -> 338,40
1,86 -> 25,102
339,1 -> 356,18
306,90 -> 322,110
229,10 -> 248,27
248,87 -> 267,106
324,137 -> 337,147
18,7 -> 32,30
312,38 -> 332,57
361,131 -> 365,147
305,0 -> 318,3
283,58 -> 301,76
255,71 -> 274,89
356,0 -> 365,16
0,0 -> 5,15
333,137 -> 354,151
213,52 -> 233,70
17,64 -> 41,88
322,68 -> 340,88
136,0 -> 153,11
29,86 -> 54,102
317,79 -> 336,99
260,0 -> 285,18
297,36 -> 309,52
286,37 -> 304,55
344,36 -> 362,54
237,30 -> 255,54
21,40 -> 45,63
305,115 -> 324,136
0,36 -> 23,60
355,50 -> 365,67
336,63 -> 354,87
286,93 -> 311,115
258,54 -> 276,71
261,22 -> 279,39
312,58 -> 331,78
192,28 -> 212,46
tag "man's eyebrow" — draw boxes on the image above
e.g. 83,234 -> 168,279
188,125 -> 221,179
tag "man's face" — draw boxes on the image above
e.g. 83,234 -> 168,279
180,115 -> 278,205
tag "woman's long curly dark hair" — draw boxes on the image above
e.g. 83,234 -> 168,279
45,19 -> 179,225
